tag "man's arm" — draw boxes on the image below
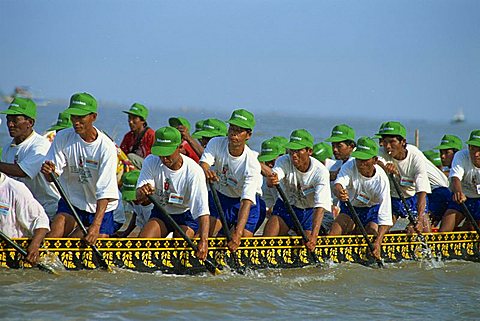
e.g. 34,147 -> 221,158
373,225 -> 390,259
25,227 -> 49,265
196,215 -> 210,260
0,162 -> 28,177
306,207 -> 324,252
228,198 -> 253,251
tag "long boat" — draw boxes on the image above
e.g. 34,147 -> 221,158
1,231 -> 479,274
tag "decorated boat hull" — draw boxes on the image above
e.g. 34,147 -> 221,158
1,232 -> 479,274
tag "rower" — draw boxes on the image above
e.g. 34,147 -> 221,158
325,124 -> 356,181
0,172 -> 50,265
440,130 -> 480,232
120,103 -> 156,169
169,116 -> 202,162
434,134 -> 463,176
41,92 -> 119,245
423,150 -> 443,171
45,111 -> 73,142
0,97 -> 60,220
377,121 -> 431,232
263,129 -> 331,252
200,109 -> 262,252
136,126 -> 210,260
329,137 -> 393,258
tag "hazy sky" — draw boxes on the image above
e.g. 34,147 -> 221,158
1,0 -> 479,121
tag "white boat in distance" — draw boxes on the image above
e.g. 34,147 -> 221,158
451,109 -> 465,123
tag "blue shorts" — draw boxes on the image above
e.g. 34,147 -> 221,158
447,197 -> 480,221
150,207 -> 199,233
57,198 -> 115,235
339,203 -> 379,226
208,191 -> 260,233
391,194 -> 429,219
256,198 -> 267,232
271,199 -> 313,232
428,187 -> 451,221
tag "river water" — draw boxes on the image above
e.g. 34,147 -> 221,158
1,103 -> 479,320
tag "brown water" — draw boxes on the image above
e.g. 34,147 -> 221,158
1,260 -> 479,320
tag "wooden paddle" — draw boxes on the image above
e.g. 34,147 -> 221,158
388,173 -> 429,248
50,173 -> 113,272
275,185 -> 320,265
147,195 -> 220,275
460,202 -> 480,236
344,200 -> 384,268
0,230 -> 58,275
208,182 -> 244,273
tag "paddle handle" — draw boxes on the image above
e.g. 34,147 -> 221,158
147,195 -> 219,275
344,201 -> 384,268
208,182 -> 232,242
460,202 -> 480,236
275,184 -> 320,264
50,172 -> 111,271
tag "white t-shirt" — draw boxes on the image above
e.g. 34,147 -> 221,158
200,137 -> 262,204
379,145 -> 431,197
449,149 -> 480,199
0,173 -> 50,238
113,190 -> 126,224
2,131 -> 60,218
137,154 -> 209,219
272,155 -> 332,211
261,177 -> 277,209
407,145 -> 449,190
46,127 -> 119,213
334,159 -> 393,226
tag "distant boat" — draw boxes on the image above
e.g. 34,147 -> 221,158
1,86 -> 50,107
451,109 -> 465,123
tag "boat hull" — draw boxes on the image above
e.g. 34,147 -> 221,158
1,232 -> 479,274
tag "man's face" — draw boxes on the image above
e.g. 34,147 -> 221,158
332,141 -> 354,161
382,136 -> 406,159
6,115 -> 33,139
71,113 -> 96,135
468,145 -> 480,168
228,125 -> 251,148
440,149 -> 456,167
160,147 -> 182,169
127,114 -> 145,132
355,157 -> 377,176
288,147 -> 312,170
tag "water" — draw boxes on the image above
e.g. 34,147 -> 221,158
1,103 -> 480,320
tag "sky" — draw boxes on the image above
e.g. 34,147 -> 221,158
0,0 -> 479,121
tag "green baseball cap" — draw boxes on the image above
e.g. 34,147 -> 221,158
151,126 -> 182,156
169,116 -> 191,131
379,121 -> 406,139
435,134 -> 463,150
423,150 -> 442,167
351,136 -> 378,160
0,97 -> 37,120
64,92 -> 97,116
193,119 -> 206,133
48,112 -> 73,131
312,142 -> 333,162
270,136 -> 288,154
325,124 -> 355,142
285,129 -> 314,150
191,118 -> 227,139
121,170 -> 140,201
258,138 -> 284,162
465,129 -> 480,147
227,109 -> 255,130
123,103 -> 149,120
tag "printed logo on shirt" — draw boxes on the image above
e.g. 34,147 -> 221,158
74,156 -> 93,184
400,176 -> 415,187
227,176 -> 238,187
301,185 -> 315,196
0,202 -> 10,216
156,177 -> 173,206
218,165 -> 229,187
85,159 -> 99,170
168,193 -> 184,205
355,193 -> 370,204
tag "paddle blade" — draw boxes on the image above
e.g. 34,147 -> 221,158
204,259 -> 222,275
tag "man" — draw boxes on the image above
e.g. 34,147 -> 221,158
136,126 -> 210,260
329,137 -> 393,258
0,172 -> 50,265
440,130 -> 480,232
423,150 -> 443,171
325,124 -> 356,181
377,121 -> 431,232
312,142 -> 334,167
169,116 -> 201,162
263,129 -> 331,252
45,111 -> 73,142
435,134 -> 463,176
120,103 -> 156,169
41,92 -> 119,245
200,108 -> 262,252
0,97 -> 60,220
